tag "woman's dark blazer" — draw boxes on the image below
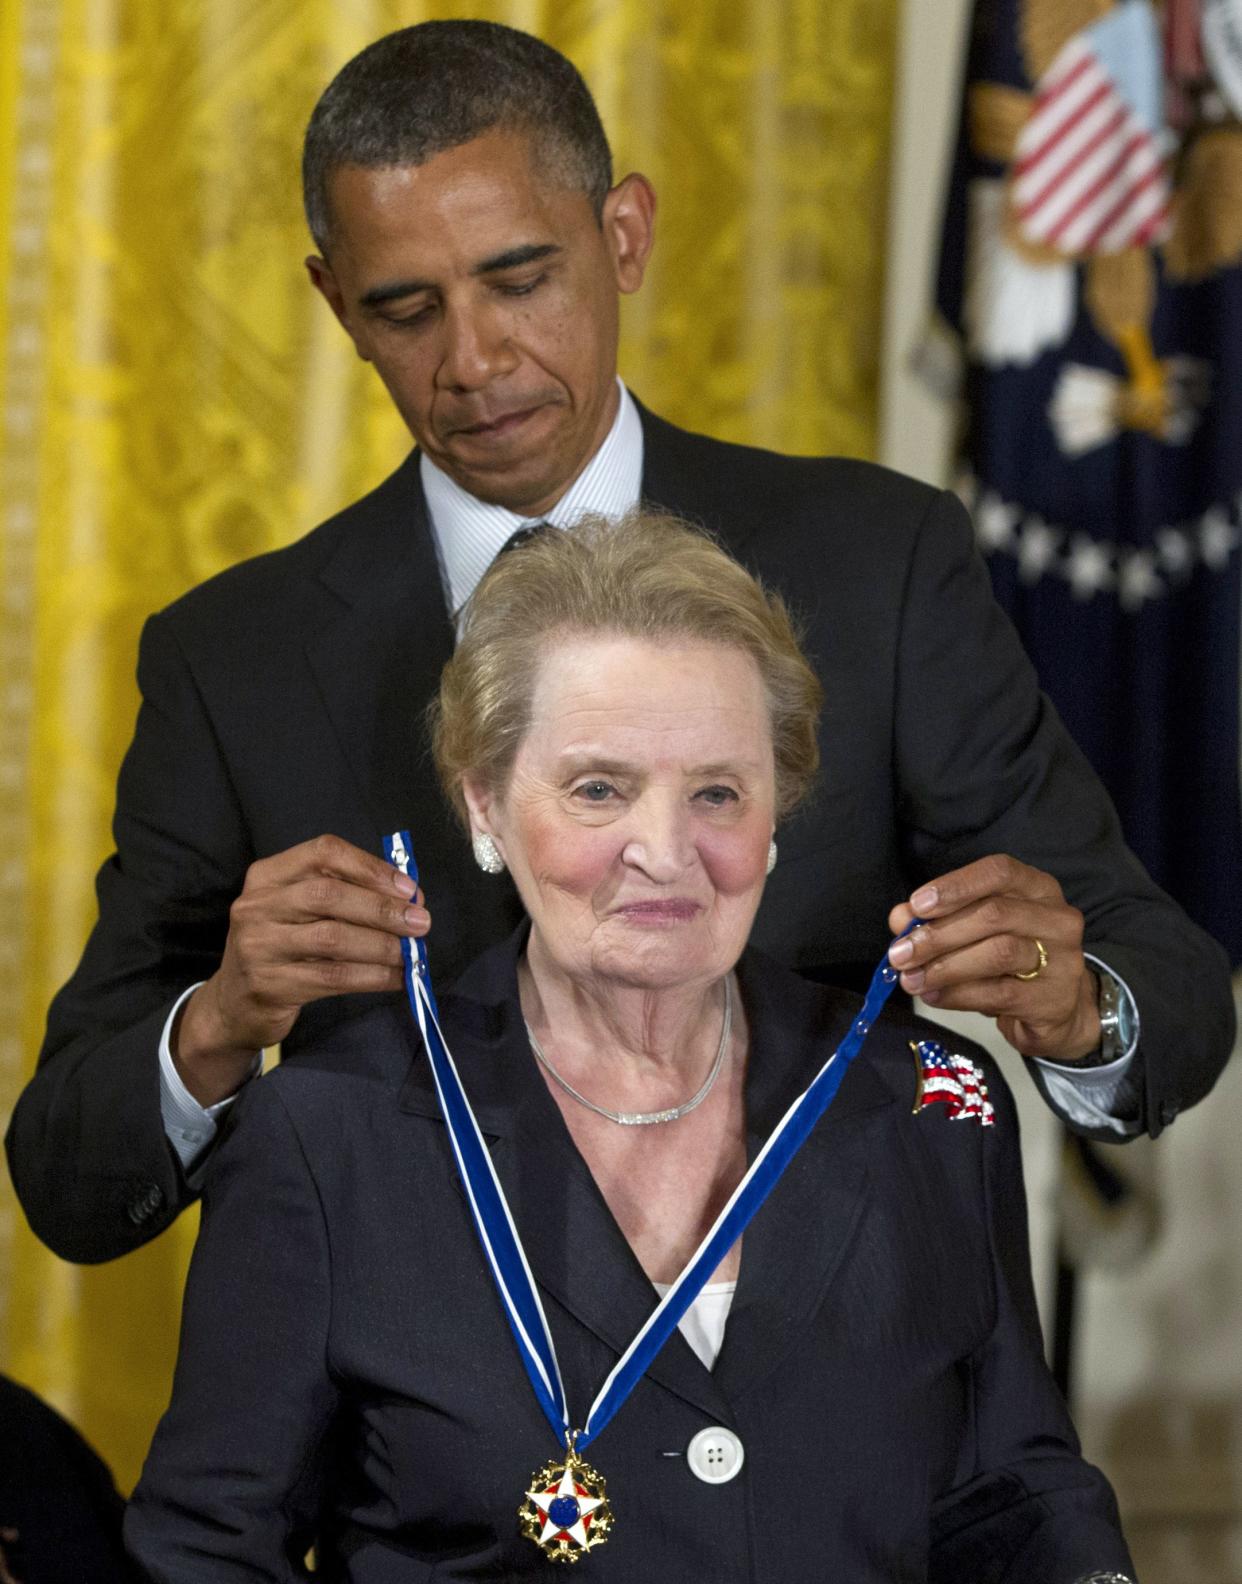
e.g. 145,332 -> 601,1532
125,932 -> 1133,1583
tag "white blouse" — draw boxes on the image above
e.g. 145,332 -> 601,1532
651,1280 -> 737,1370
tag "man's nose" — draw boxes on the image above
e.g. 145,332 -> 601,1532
436,303 -> 518,392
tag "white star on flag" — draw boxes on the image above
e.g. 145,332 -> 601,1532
1118,549 -> 1164,611
1064,534 -> 1115,599
1017,517 -> 1063,584
1155,527 -> 1193,578
1199,511 -> 1241,570
975,491 -> 1021,552
528,1462 -> 605,1550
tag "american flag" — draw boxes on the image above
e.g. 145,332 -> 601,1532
911,1040 -> 996,1126
934,0 -> 1242,965
1010,30 -> 1171,256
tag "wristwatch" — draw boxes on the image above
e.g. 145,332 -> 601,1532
1095,964 -> 1138,1064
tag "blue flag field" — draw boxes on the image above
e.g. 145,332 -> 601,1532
934,0 -> 1242,963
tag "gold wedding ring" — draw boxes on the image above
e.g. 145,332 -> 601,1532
1014,938 -> 1048,981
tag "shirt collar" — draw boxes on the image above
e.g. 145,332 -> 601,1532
419,379 -> 644,617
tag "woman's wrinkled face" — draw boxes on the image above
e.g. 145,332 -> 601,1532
464,635 -> 776,992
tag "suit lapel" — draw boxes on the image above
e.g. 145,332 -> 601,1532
399,938 -> 731,1427
304,456 -> 457,839
398,937 -> 892,1425
712,1113 -> 887,1405
487,1107 -> 735,1427
713,957 -> 894,1402
636,398 -> 763,562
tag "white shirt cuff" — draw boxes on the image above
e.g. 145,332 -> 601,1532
158,983 -> 262,1170
1030,954 -> 1141,1136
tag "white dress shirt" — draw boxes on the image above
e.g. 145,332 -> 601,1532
158,381 -> 1137,1166
157,982 -> 257,1179
421,377 -> 644,619
1032,952 -> 1140,1136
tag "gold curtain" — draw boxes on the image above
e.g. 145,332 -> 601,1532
0,0 -> 898,1492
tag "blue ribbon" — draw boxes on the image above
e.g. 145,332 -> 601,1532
386,829 -> 917,1451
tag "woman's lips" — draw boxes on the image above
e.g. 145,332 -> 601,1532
613,900 -> 703,924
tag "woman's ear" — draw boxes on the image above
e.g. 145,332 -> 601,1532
462,777 -> 509,875
461,775 -> 499,843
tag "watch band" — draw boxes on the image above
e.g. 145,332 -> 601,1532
1094,956 -> 1140,1065
1096,967 -> 1125,1063
1051,959 -> 1138,1069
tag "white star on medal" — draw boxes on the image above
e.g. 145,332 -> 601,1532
528,1461 -> 605,1551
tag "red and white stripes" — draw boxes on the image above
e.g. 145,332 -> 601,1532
1011,35 -> 1171,256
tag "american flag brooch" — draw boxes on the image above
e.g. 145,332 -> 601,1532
911,1040 -> 995,1126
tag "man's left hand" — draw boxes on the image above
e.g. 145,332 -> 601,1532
887,855 -> 1102,1064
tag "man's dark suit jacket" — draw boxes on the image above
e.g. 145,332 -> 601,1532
7,402 -> 1234,1263
124,933 -> 1134,1582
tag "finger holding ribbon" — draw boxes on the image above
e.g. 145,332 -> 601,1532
887,854 -> 1102,1064
174,834 -> 430,1105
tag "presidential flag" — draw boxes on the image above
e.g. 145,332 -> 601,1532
933,0 -> 1242,963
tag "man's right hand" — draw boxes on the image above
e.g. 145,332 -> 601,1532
173,835 -> 430,1105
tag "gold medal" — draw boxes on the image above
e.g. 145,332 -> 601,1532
519,1438 -> 613,1563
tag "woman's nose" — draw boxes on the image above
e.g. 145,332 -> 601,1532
621,802 -> 693,881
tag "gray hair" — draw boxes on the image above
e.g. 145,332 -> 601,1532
302,21 -> 613,253
431,511 -> 823,824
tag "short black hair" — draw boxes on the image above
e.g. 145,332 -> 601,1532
302,21 -> 613,252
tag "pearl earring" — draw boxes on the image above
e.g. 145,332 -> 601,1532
472,833 -> 505,874
766,839 -> 778,876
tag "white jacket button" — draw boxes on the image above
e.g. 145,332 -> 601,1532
686,1426 -> 744,1484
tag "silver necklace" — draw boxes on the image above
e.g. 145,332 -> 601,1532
525,980 -> 733,1126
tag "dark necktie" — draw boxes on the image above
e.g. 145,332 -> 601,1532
498,522 -> 553,557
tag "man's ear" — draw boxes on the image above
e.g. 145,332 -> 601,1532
305,254 -> 371,362
602,173 -> 656,295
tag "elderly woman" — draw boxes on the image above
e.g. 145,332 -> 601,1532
127,513 -> 1133,1582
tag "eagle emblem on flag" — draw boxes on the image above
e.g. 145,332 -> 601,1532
963,0 -> 1242,454
911,1040 -> 997,1126
932,0 -> 1242,964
